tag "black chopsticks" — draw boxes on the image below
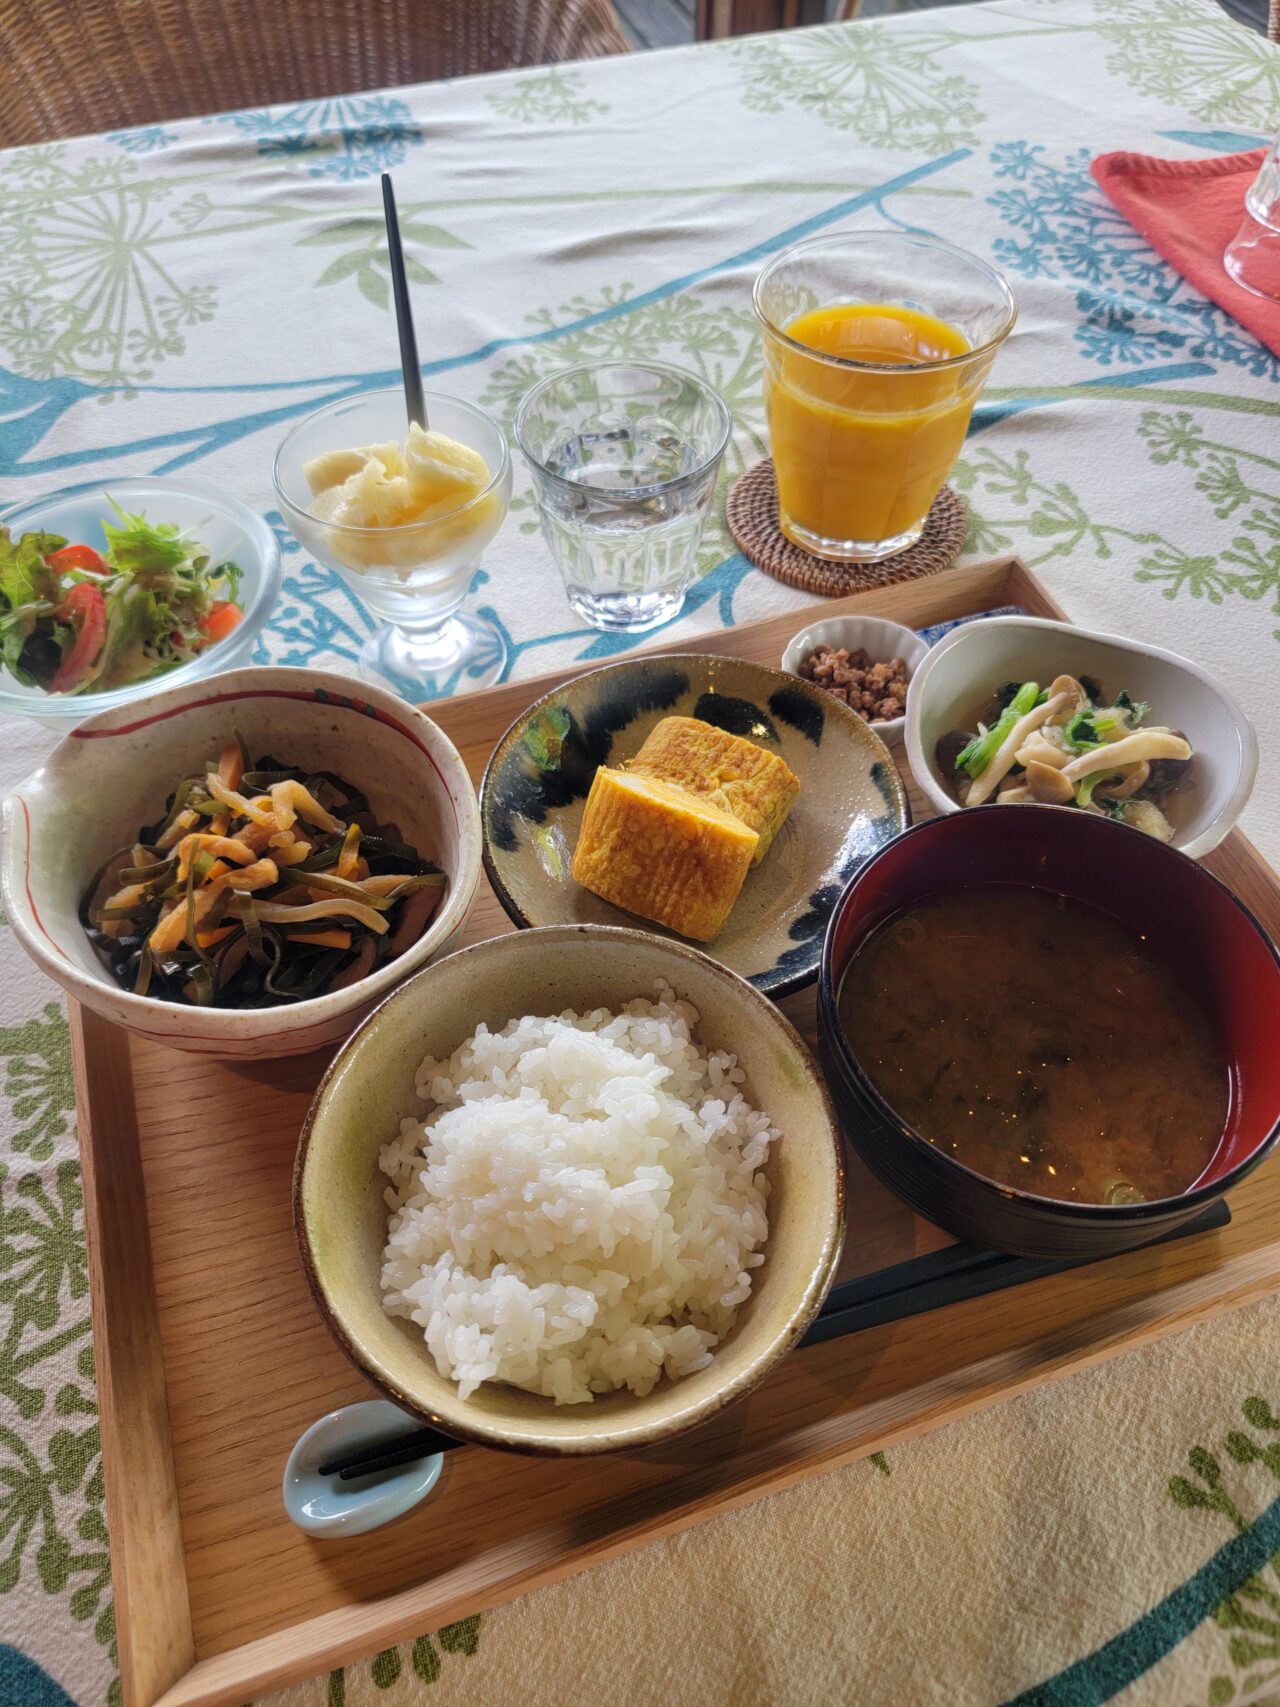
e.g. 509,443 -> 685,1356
319,1422 -> 461,1481
316,1197 -> 1230,1480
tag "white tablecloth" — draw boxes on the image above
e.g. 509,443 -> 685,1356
2,3 -> 1279,1702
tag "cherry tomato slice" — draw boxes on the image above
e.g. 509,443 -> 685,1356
199,601 -> 243,646
49,582 -> 107,693
46,543 -> 108,576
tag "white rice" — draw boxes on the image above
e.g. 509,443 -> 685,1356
379,982 -> 777,1405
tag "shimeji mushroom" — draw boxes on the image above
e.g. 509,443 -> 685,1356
965,686 -> 1076,806
1025,759 -> 1076,804
1059,730 -> 1190,789
1095,761 -> 1150,801
1044,674 -> 1088,724
1014,731 -> 1072,769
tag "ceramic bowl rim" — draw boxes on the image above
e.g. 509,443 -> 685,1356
818,805 -> 1280,1223
902,614 -> 1259,860
294,921 -> 847,1455
779,613 -> 931,741
478,651 -> 909,999
0,665 -> 482,1040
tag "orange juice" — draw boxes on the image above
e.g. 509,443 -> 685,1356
764,302 -> 977,554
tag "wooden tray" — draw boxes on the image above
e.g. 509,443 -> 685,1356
74,556 -> 1280,1707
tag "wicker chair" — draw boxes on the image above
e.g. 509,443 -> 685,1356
0,0 -> 631,148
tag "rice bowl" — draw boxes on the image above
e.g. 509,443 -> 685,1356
294,924 -> 845,1456
379,987 -> 777,1405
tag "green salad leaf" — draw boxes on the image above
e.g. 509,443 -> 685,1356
0,526 -> 63,613
101,502 -> 190,577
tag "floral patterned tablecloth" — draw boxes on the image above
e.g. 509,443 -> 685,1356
2,3 -> 1280,1703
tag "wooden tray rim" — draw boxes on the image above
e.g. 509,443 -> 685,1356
72,555 -> 1280,1707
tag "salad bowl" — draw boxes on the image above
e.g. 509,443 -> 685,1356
0,475 -> 281,729
1,667 -> 481,1058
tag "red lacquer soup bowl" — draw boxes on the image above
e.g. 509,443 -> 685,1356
818,805 -> 1280,1259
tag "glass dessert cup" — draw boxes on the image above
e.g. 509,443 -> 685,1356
753,232 -> 1017,563
273,388 -> 512,699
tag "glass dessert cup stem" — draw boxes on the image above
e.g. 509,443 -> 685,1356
359,604 -> 507,699
346,573 -> 507,699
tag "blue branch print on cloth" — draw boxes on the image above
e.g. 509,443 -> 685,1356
987,143 -> 1276,380
0,150 -> 972,485
211,95 -> 422,179
105,125 -> 179,154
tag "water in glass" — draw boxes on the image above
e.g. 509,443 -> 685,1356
516,362 -> 731,634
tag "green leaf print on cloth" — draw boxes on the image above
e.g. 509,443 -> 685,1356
320,1618 -> 482,1704
0,1157 -> 117,1698
1096,0 -> 1280,135
0,1004 -> 75,1163
730,22 -> 983,150
486,69 -> 608,126
955,412 -> 1280,636
296,216 -> 471,309
0,144 -> 218,392
1171,1396 -> 1280,1705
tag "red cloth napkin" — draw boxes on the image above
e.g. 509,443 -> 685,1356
1090,147 -> 1278,358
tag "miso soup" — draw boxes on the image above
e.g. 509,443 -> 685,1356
838,886 -> 1228,1205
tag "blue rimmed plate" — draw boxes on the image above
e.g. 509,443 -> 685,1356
480,653 -> 909,997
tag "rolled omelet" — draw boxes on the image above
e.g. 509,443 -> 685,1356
626,716 -> 800,864
571,769 -> 758,942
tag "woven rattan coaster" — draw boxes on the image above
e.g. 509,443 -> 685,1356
725,459 -> 968,596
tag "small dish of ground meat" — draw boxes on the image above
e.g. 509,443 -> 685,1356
781,615 -> 930,746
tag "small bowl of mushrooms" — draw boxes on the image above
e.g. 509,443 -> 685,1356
781,615 -> 929,747
904,615 -> 1257,858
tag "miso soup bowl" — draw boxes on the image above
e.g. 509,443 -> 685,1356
818,806 -> 1280,1260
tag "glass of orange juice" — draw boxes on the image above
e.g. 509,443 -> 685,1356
754,233 -> 1017,562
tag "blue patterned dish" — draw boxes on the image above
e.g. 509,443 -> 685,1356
481,653 -> 909,997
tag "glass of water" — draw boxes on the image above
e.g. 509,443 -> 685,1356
1224,135 -> 1280,302
514,361 -> 732,633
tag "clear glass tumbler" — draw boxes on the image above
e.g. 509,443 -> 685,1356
1224,137 -> 1280,302
514,361 -> 732,633
754,232 -> 1017,563
273,388 -> 511,700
